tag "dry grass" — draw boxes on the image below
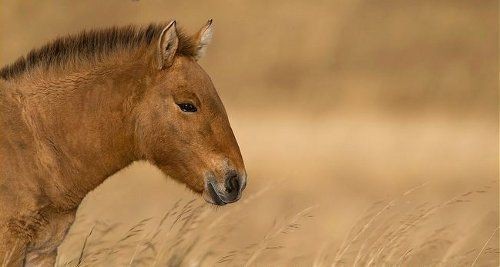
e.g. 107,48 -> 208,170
56,181 -> 498,267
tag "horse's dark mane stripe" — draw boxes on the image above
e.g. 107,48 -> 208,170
0,22 -> 197,80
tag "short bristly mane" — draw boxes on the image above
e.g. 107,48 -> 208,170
0,22 -> 197,80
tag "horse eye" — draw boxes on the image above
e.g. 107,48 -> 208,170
177,103 -> 198,113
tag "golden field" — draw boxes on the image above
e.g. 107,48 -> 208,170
1,0 -> 498,266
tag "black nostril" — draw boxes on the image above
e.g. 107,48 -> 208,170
225,173 -> 240,194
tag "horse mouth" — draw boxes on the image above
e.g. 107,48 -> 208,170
206,181 -> 227,206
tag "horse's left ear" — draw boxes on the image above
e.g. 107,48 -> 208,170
194,19 -> 214,60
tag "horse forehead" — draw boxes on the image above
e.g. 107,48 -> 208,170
172,59 -> 217,98
173,57 -> 212,85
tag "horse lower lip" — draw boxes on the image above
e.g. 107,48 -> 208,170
208,182 -> 226,205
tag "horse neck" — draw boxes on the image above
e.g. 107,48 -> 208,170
19,57 -> 148,197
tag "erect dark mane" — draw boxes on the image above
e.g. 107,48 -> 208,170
0,22 -> 197,80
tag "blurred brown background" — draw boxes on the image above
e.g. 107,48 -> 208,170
1,0 -> 498,266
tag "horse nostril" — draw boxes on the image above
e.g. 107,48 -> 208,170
225,173 -> 240,194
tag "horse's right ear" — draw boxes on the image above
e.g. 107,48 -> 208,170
156,21 -> 179,69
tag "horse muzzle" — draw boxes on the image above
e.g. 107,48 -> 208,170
203,171 -> 246,206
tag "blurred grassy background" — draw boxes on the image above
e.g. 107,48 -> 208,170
1,0 -> 498,265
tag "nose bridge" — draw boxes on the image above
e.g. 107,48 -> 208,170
208,119 -> 244,170
209,157 -> 232,181
198,104 -> 244,182
216,126 -> 244,170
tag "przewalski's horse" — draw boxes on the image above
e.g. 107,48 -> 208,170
0,20 -> 246,266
